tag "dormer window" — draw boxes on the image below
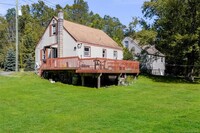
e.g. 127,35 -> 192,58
124,41 -> 129,48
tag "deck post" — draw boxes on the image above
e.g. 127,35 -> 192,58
97,73 -> 102,89
81,75 -> 85,86
117,73 -> 122,86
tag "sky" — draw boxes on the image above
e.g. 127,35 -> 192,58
0,0 -> 149,26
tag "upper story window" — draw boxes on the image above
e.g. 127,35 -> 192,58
161,57 -> 164,62
124,41 -> 129,48
113,50 -> 118,59
51,24 -> 57,35
84,46 -> 91,57
155,56 -> 158,62
50,20 -> 57,36
102,49 -> 107,58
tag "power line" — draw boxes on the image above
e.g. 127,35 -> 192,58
41,0 -> 56,8
166,64 -> 200,67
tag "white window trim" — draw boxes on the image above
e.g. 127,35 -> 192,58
84,46 -> 91,57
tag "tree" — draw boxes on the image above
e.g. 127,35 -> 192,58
64,0 -> 89,25
5,8 -> 16,42
123,48 -> 134,60
103,15 -> 125,45
4,49 -> 16,71
0,16 -> 14,69
135,29 -> 157,46
142,0 -> 200,80
24,54 -> 34,71
125,17 -> 139,37
125,17 -> 157,46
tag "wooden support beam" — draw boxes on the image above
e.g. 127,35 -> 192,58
117,73 -> 122,86
81,75 -> 85,86
97,73 -> 102,89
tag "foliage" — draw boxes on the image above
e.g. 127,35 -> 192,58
123,48 -> 134,60
125,17 -> 157,46
0,73 -> 200,132
24,54 -> 35,71
4,49 -> 15,71
142,0 -> 200,80
0,16 -> 10,68
64,0 -> 89,25
135,30 -> 157,46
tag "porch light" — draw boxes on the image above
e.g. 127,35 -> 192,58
77,43 -> 82,49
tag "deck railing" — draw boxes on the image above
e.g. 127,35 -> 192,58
40,57 -> 139,73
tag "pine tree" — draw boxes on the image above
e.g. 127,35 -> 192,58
4,49 -> 16,71
24,54 -> 35,71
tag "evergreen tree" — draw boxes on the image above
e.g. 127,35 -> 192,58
24,54 -> 34,71
4,49 -> 16,71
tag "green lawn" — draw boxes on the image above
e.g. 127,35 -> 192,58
0,73 -> 200,132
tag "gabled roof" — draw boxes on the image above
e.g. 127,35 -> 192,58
123,37 -> 142,51
54,17 -> 122,50
123,37 -> 165,57
142,45 -> 165,57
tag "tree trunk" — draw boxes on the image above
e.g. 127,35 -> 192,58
186,47 -> 195,82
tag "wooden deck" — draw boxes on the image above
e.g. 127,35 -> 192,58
39,56 -> 139,74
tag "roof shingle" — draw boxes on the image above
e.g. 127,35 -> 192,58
56,17 -> 122,50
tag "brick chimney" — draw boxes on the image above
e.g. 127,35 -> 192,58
58,9 -> 63,57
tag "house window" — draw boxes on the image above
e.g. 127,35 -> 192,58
52,48 -> 57,58
50,21 -> 57,36
102,49 -> 107,58
84,46 -> 91,57
43,49 -> 45,59
52,24 -> 57,35
113,50 -> 118,59
161,57 -> 163,62
124,41 -> 129,48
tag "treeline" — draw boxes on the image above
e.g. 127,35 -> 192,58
0,0 -> 199,79
143,0 -> 200,80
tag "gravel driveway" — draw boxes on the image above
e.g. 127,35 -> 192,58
0,71 -> 14,76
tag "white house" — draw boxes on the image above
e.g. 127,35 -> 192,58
35,11 -> 123,67
35,11 -> 139,88
122,37 -> 165,76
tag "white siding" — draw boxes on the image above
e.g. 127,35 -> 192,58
77,44 -> 123,59
35,18 -> 58,66
122,37 -> 142,55
62,30 -> 77,57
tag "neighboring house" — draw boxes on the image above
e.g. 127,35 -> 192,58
122,37 -> 165,76
122,37 -> 142,57
35,11 -> 139,88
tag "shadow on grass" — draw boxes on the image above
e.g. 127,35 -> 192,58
140,73 -> 200,84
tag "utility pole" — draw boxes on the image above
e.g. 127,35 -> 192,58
15,0 -> 18,71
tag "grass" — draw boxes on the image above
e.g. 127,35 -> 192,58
0,72 -> 200,132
